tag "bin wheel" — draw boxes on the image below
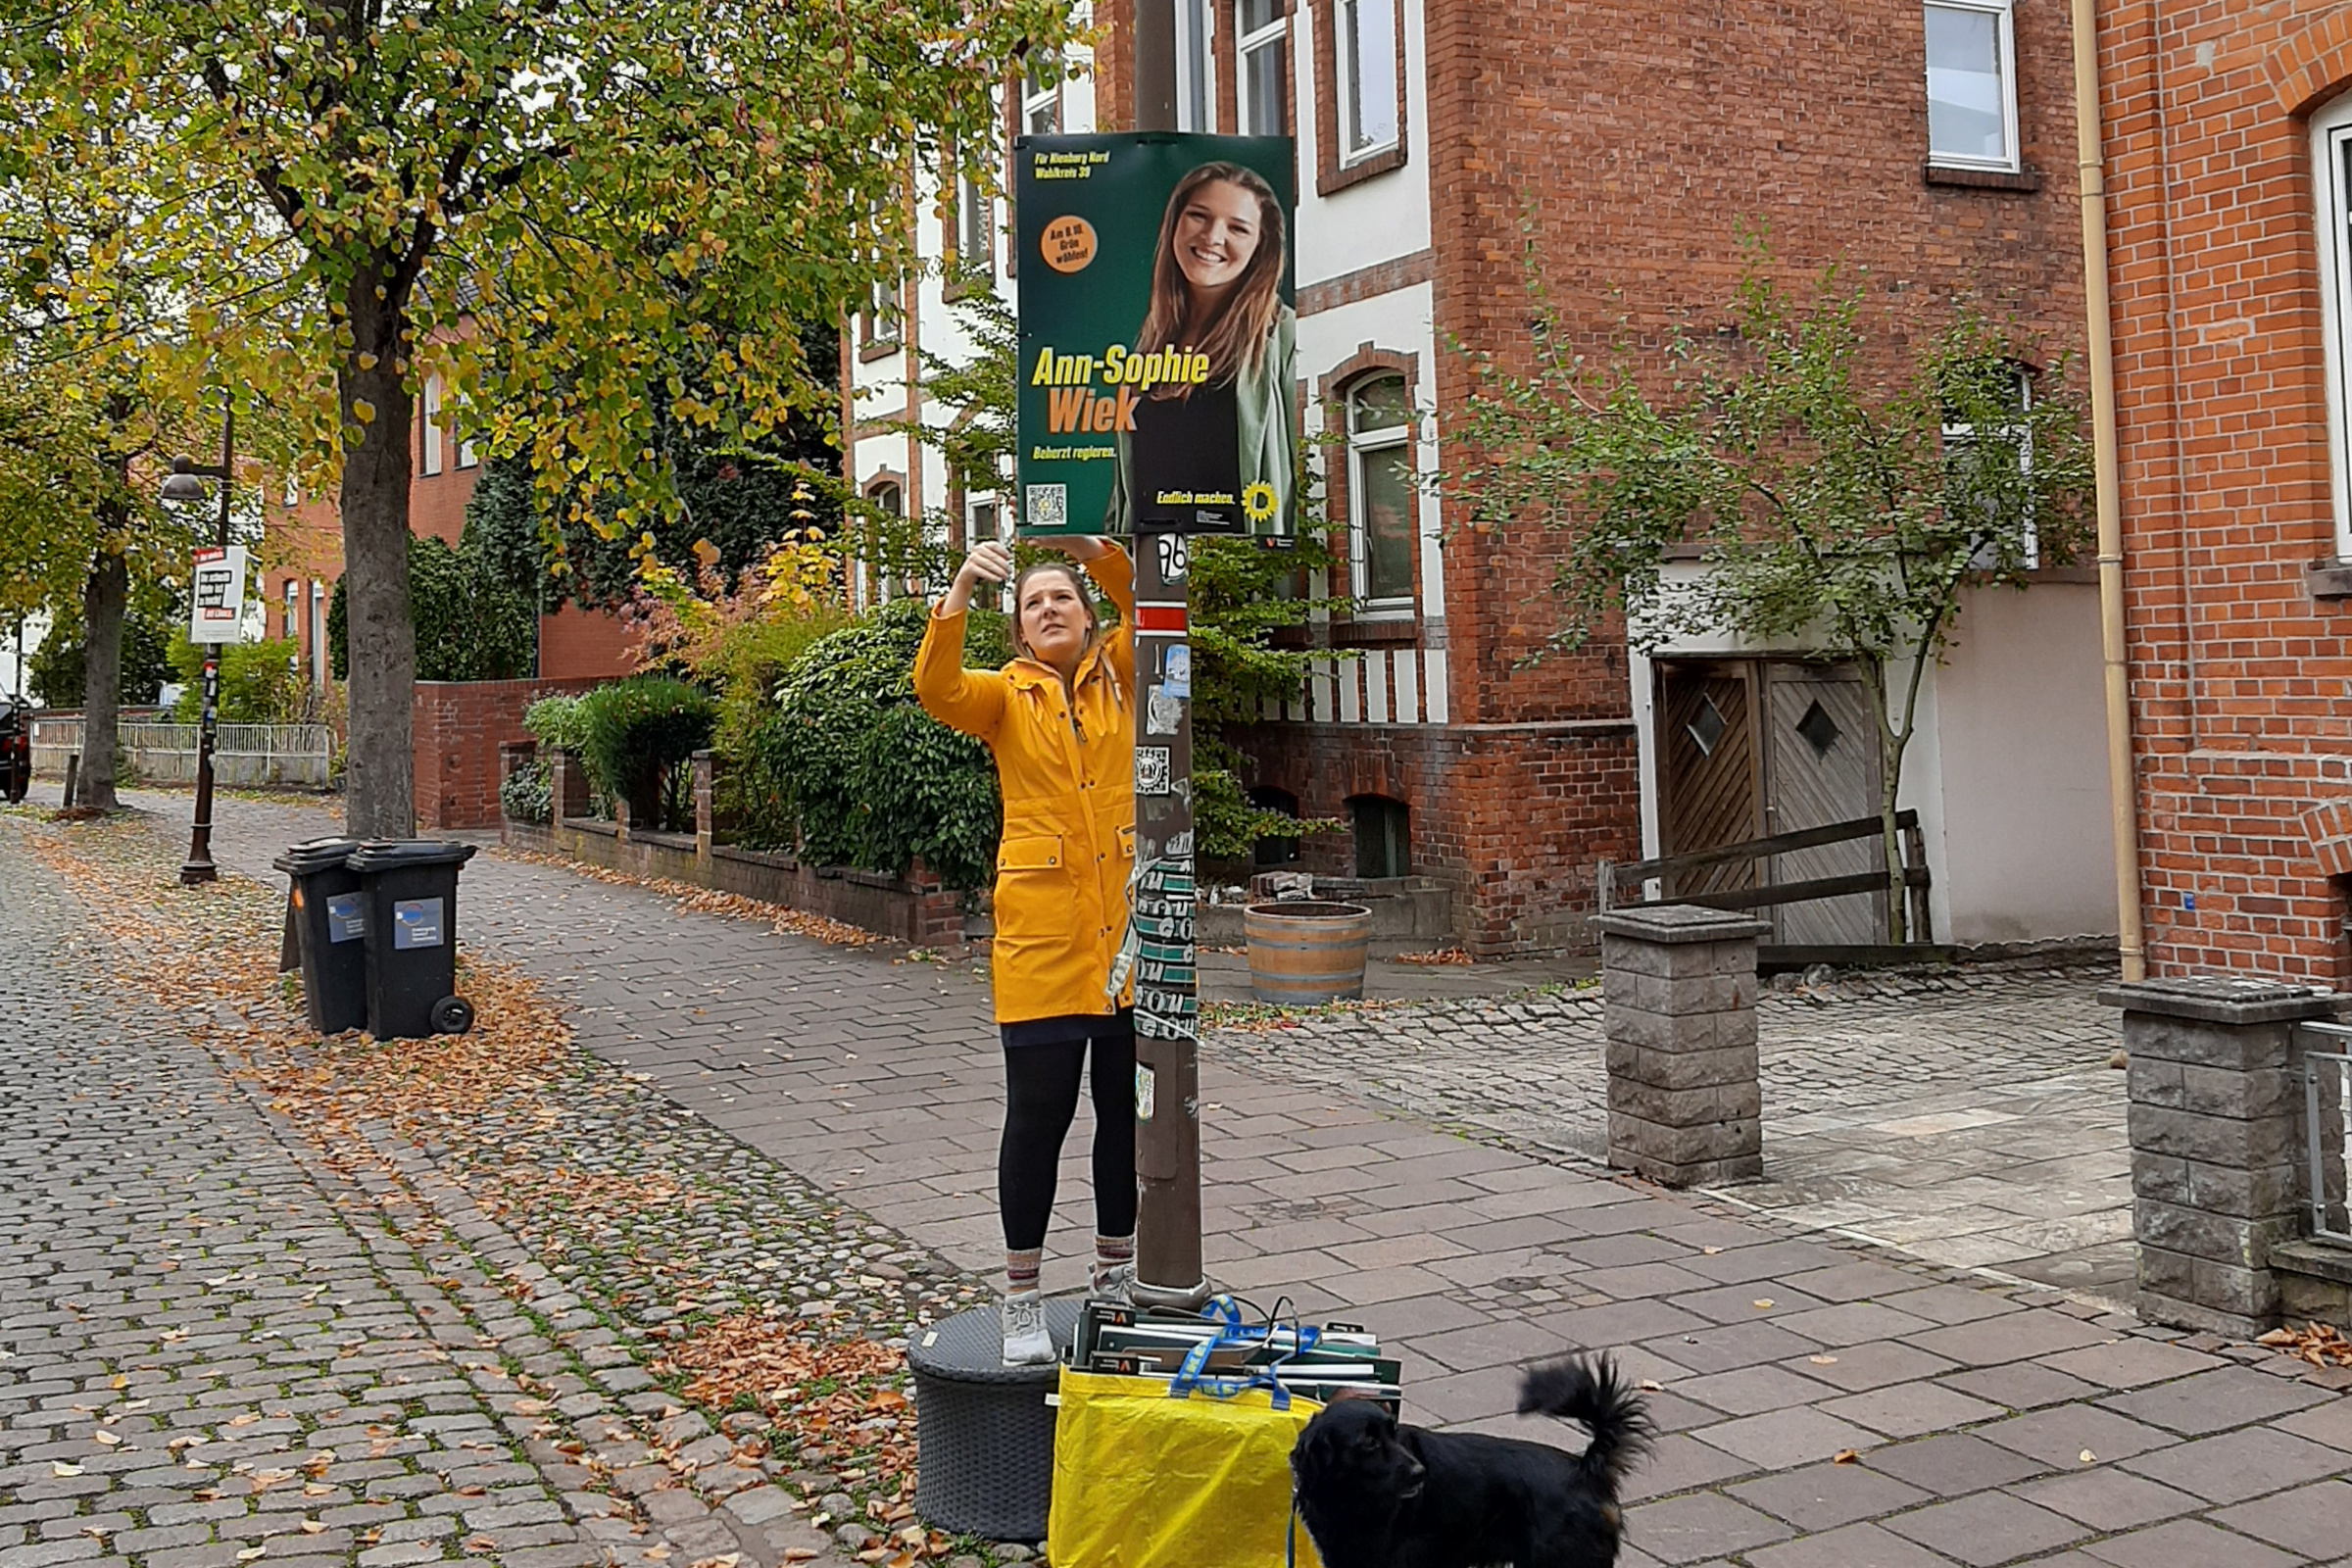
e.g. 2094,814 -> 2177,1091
430,996 -> 475,1035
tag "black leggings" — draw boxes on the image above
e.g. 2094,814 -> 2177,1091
999,1023 -> 1138,1252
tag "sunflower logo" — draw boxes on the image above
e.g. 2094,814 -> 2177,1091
1242,481 -> 1278,525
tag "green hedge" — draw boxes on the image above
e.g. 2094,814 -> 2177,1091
168,637 -> 303,724
734,597 -> 1008,891
576,675 -> 715,828
328,532 -> 534,682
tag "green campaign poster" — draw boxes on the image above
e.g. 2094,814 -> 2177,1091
1014,132 -> 1297,537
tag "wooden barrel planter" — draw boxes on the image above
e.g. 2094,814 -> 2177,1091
1245,901 -> 1373,1004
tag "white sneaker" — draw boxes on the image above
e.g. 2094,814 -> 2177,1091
1089,1260 -> 1136,1308
1000,1290 -> 1054,1366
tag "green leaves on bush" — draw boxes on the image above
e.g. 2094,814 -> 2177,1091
167,636 -> 305,724
327,531 -> 534,682
520,694 -> 590,753
499,760 -> 553,823
576,675 -> 715,827
735,597 -> 1009,891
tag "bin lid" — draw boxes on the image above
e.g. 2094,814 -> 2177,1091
271,837 -> 363,875
345,838 -> 480,872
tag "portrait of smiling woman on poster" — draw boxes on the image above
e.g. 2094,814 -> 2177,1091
1101,161 -> 1298,535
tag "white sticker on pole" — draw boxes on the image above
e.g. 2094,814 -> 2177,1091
1135,1062 -> 1156,1121
188,546 -> 249,644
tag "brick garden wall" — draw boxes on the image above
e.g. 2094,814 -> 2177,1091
2098,2 -> 2352,983
413,676 -> 603,830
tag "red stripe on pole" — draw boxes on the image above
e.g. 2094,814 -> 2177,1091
1135,603 -> 1188,632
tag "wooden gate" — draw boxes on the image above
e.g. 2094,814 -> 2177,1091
1762,666 -> 1883,944
1656,662 -> 1760,900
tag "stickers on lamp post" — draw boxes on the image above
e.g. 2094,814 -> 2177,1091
1014,133 -> 1298,538
188,546 -> 249,644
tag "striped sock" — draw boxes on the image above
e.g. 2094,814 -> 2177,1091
1006,1248 -> 1043,1297
1093,1234 -> 1135,1288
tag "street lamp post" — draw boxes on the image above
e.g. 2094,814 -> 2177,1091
161,405 -> 235,886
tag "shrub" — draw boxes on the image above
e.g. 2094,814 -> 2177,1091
169,637 -> 304,724
327,532 -> 534,682
576,675 -> 715,827
520,694 -> 590,753
734,597 -> 1008,890
500,760 -> 553,823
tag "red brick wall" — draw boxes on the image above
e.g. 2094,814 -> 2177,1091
413,676 -> 604,829
2099,1 -> 2352,983
536,603 -> 640,682
1235,718 -> 1642,955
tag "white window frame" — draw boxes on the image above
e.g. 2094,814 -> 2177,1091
282,578 -> 299,640
1347,376 -> 1416,616
457,419 -> 478,470
1941,364 -> 2037,568
1923,0 -> 2020,174
1236,1 -> 1288,138
1176,0 -> 1216,133
957,164 -> 993,270
420,373 -> 444,476
1022,54 -> 1062,136
2317,97 -> 2352,559
1336,0 -> 1400,165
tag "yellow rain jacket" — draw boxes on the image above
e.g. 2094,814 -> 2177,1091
914,548 -> 1136,1024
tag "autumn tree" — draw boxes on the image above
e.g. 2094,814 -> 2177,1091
5,0 -> 1077,836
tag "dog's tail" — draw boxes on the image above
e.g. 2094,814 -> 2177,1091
1517,1354 -> 1654,1497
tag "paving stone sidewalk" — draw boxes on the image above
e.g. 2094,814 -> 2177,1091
73,790 -> 2352,1567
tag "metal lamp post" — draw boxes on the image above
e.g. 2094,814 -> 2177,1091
160,406 -> 235,886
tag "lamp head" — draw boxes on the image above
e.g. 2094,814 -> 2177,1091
159,456 -> 209,503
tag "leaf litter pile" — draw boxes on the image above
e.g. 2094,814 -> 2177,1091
2257,1321 -> 2352,1371
24,813 -> 1009,1563
493,845 -> 886,949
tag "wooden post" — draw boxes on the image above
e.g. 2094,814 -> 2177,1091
1130,530 -> 1206,1307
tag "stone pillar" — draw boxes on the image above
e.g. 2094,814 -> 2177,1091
548,746 -> 589,823
2101,976 -> 2340,1337
498,738 -> 536,782
691,749 -> 717,865
1595,905 -> 1769,1187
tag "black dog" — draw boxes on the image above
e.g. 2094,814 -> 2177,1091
1290,1355 -> 1652,1568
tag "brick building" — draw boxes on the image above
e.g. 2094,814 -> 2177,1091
2095,3 -> 2352,983
863,0 -> 2118,953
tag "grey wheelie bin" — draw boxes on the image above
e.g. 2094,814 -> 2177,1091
346,839 -> 479,1039
272,837 -> 368,1034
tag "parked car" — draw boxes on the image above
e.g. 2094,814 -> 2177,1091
0,696 -> 30,803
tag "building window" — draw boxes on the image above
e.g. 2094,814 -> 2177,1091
2317,96 -> 2352,558
858,273 -> 901,352
1347,372 -> 1416,612
957,165 -> 994,271
420,374 -> 444,476
1237,0 -> 1287,137
457,426 -> 479,469
1337,0 -> 1398,162
1022,53 -> 1062,135
1348,794 -> 1409,879
1940,362 -> 2036,566
868,480 -> 904,518
1923,0 -> 2018,172
969,497 -> 1000,542
1176,0 -> 1214,133
1250,786 -> 1300,867
282,579 -> 299,640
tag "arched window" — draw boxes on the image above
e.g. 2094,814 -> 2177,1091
1348,793 -> 1409,879
867,480 -> 904,518
2316,91 -> 2352,558
1346,373 -> 1416,612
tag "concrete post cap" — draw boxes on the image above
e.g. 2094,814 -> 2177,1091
2096,974 -> 2340,1024
1592,905 -> 1773,945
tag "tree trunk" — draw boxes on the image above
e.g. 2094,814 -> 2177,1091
1863,658 -> 1909,946
78,543 -> 127,811
338,264 -> 418,839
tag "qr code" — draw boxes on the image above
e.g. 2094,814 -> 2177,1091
1024,483 -> 1067,530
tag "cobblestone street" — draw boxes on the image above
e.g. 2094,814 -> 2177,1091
10,788 -> 2349,1568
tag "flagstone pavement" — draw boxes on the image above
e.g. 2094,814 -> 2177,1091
50,787 -> 2352,1568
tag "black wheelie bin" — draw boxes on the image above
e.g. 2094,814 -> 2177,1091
273,837 -> 368,1033
346,839 -> 479,1039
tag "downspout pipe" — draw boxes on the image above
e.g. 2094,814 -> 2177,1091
2074,0 -> 2147,981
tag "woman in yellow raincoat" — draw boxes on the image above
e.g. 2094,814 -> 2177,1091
915,533 -> 1136,1364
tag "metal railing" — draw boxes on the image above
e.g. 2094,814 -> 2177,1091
2303,1022 -> 2352,1248
29,716 -> 334,789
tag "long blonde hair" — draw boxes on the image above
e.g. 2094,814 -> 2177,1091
1134,162 -> 1286,400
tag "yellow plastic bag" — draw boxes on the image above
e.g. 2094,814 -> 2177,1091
1046,1366 -> 1325,1568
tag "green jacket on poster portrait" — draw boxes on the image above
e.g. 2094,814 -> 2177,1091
1099,303 -> 1298,538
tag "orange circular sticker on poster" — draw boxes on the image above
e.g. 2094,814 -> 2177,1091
1041,216 -> 1098,273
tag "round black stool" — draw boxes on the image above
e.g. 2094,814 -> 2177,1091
908,1297 -> 1084,1542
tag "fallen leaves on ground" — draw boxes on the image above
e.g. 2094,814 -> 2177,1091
491,846 -> 885,948
2256,1321 -> 2352,1368
1393,948 -> 1474,966
655,1313 -> 915,1495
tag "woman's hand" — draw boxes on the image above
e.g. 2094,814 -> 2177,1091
937,538 -> 1015,616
